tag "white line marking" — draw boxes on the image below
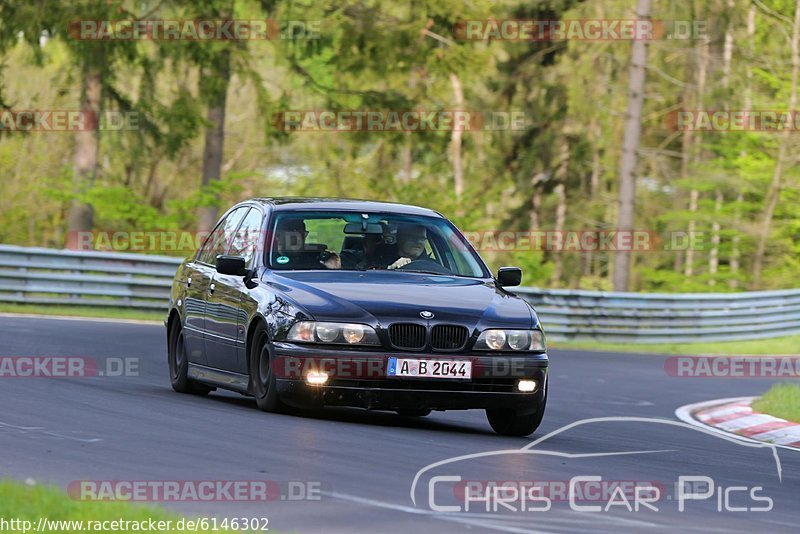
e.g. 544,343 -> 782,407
321,491 -> 660,532
0,420 -> 103,443
0,312 -> 161,326
321,491 -> 548,533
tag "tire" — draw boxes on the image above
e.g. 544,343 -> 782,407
168,320 -> 211,395
486,387 -> 547,437
250,323 -> 287,413
396,409 -> 432,417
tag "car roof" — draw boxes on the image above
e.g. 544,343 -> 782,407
248,197 -> 443,217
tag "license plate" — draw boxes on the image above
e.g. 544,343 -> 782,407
387,357 -> 472,379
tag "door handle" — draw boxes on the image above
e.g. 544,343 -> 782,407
209,283 -> 215,295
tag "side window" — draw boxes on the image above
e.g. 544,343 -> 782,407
229,208 -> 263,267
198,207 -> 249,264
197,221 -> 224,263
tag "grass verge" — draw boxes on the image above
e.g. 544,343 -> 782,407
553,335 -> 800,356
0,303 -> 163,322
752,383 -> 800,423
0,479 -> 250,533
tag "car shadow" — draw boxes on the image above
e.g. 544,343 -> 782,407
204,389 -> 500,437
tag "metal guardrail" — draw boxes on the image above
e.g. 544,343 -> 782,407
514,287 -> 800,343
0,244 -> 182,310
0,244 -> 798,343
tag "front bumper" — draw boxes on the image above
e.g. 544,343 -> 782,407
272,342 -> 548,411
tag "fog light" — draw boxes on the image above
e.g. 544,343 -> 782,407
517,379 -> 537,392
306,371 -> 329,385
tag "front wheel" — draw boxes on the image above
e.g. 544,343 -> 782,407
486,403 -> 545,436
250,323 -> 287,413
487,386 -> 547,436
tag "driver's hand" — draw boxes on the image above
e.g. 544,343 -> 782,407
387,257 -> 412,270
321,251 -> 341,270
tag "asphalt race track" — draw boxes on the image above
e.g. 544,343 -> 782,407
1,315 -> 798,533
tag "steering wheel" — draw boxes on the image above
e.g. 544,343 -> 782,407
398,258 -> 452,275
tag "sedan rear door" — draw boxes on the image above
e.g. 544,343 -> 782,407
185,206 -> 249,368
205,206 -> 263,373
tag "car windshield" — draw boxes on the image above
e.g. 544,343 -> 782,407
268,211 -> 489,277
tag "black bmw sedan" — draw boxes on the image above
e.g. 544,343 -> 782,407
165,198 -> 548,436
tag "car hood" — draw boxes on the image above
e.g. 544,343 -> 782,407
266,270 -> 535,330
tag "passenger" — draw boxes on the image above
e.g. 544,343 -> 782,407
363,223 -> 398,269
340,223 -> 397,270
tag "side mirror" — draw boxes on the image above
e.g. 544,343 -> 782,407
216,255 -> 247,276
497,266 -> 522,287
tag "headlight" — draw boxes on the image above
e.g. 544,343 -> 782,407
315,324 -> 339,343
474,329 -> 546,352
484,329 -> 506,350
506,330 -> 529,350
287,321 -> 379,345
342,324 -> 365,344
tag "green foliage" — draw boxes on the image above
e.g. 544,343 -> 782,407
753,384 -> 800,424
0,0 -> 798,292
0,479 -> 249,534
557,334 -> 800,355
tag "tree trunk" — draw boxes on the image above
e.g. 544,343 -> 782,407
730,190 -> 744,287
673,101 -> 693,274
684,188 -> 699,277
67,63 -> 102,237
551,137 -> 569,285
449,73 -> 465,205
752,0 -> 800,288
711,0 -> 736,285
584,133 -> 602,278
612,0 -> 651,291
551,181 -> 567,285
721,0 -> 735,89
197,49 -> 232,232
708,189 -> 722,285
684,34 -> 710,278
731,3 -> 757,288
400,133 -> 413,184
529,172 -> 546,231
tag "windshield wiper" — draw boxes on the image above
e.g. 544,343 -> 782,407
400,269 -> 450,276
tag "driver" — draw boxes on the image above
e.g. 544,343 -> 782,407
387,224 -> 429,270
274,218 -> 341,269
